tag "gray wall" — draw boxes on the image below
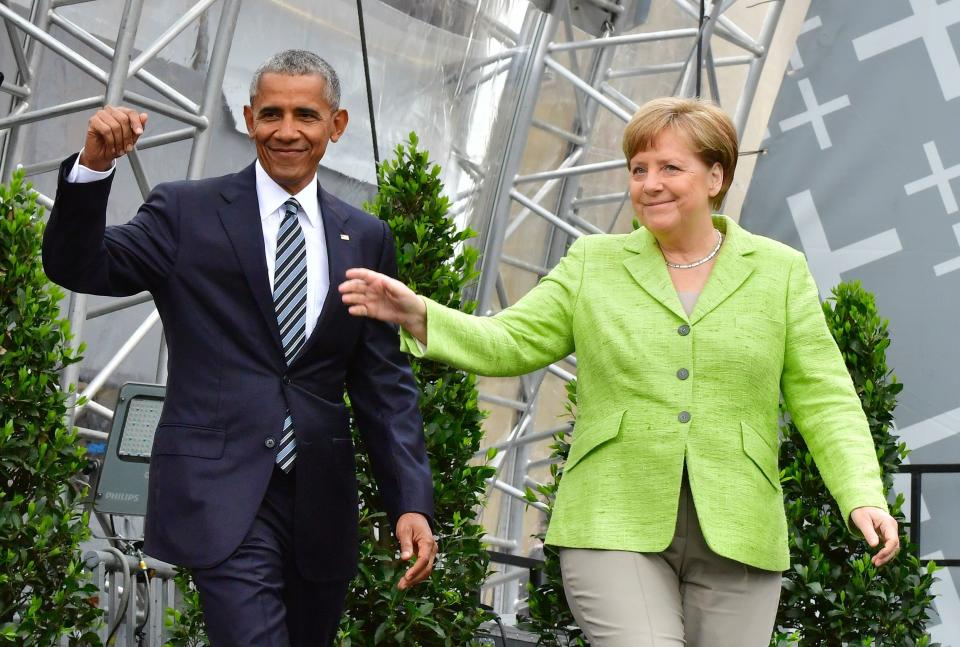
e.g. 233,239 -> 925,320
740,0 -> 960,642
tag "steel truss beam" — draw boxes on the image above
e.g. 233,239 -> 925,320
0,0 -> 241,428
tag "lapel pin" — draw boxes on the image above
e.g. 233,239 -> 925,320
340,233 -> 350,241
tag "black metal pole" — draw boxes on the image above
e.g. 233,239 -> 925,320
910,471 -> 922,553
356,0 -> 381,184
695,0 -> 705,97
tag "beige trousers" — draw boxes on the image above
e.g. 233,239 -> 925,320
559,477 -> 782,647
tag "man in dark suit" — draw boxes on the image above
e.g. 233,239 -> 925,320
42,50 -> 436,646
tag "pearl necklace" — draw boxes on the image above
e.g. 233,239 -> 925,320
663,229 -> 724,269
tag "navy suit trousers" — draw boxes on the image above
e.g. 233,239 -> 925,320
191,466 -> 350,647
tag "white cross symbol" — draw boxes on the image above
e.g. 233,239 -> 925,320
933,223 -> 960,276
905,141 -> 960,214
789,15 -> 822,72
778,79 -> 850,150
852,0 -> 960,101
786,190 -> 902,296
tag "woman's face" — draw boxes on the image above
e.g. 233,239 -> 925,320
628,128 -> 722,236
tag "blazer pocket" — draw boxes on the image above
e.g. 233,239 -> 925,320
152,424 -> 225,459
741,420 -> 780,491
565,409 -> 626,472
734,314 -> 786,343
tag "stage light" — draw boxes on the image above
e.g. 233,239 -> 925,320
92,383 -> 165,517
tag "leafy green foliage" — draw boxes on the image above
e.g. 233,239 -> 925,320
0,170 -> 103,644
164,569 -> 207,646
337,132 -> 494,645
773,281 -> 938,646
522,380 -> 587,646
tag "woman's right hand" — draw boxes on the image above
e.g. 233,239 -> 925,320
339,268 -> 428,343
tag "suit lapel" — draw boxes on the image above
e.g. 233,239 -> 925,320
622,226 -> 689,321
688,216 -> 756,325
291,185 -> 354,364
621,215 -> 756,324
217,163 -> 284,353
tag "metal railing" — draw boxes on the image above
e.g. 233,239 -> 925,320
899,463 -> 960,568
83,549 -> 177,646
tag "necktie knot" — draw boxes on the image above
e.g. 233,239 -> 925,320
282,198 -> 300,221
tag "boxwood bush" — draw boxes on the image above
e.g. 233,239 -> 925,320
0,170 -> 102,645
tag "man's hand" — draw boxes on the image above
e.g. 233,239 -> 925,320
850,506 -> 900,567
79,106 -> 148,172
395,512 -> 436,590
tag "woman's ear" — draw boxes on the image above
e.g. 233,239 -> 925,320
708,162 -> 723,197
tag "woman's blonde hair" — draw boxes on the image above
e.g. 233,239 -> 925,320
622,97 -> 738,211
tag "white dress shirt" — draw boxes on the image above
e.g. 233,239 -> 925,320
68,154 -> 329,339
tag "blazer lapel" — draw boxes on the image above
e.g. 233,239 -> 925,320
688,216 -> 756,325
217,163 -> 284,353
291,185 -> 354,363
622,226 -> 689,321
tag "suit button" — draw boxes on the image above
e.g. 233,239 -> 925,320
678,324 -> 690,336
678,411 -> 691,423
264,437 -> 276,449
282,375 -> 291,385
677,368 -> 689,380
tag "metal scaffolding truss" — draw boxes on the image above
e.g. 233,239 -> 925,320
0,0 -> 241,430
0,0 -> 785,622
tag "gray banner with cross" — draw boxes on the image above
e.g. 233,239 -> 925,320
739,0 -> 960,641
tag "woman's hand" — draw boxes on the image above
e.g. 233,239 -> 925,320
850,506 -> 900,567
339,268 -> 428,343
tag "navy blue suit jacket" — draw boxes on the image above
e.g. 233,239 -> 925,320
43,155 -> 434,581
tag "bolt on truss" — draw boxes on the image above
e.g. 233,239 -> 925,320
452,0 -> 785,615
0,0 -> 241,429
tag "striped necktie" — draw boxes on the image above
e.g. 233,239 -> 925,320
273,197 -> 307,472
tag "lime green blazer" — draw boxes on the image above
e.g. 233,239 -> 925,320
401,215 -> 887,571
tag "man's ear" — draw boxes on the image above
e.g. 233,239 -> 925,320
242,104 -> 255,138
329,108 -> 349,143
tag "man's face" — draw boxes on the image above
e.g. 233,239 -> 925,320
243,72 -> 348,195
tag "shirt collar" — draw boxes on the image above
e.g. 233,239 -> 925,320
254,160 -> 322,230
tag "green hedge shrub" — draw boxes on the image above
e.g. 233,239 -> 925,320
773,281 -> 938,646
0,170 -> 103,645
336,132 -> 494,645
522,379 -> 586,646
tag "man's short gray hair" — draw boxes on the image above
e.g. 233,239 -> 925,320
249,49 -> 341,109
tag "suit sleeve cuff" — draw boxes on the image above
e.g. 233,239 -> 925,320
67,149 -> 116,183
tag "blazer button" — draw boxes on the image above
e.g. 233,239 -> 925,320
678,324 -> 690,336
678,411 -> 691,423
677,368 -> 689,380
264,437 -> 276,449
282,375 -> 291,385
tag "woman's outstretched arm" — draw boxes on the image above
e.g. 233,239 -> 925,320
339,236 -> 586,378
340,267 -> 428,343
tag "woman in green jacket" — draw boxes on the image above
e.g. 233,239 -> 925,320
339,97 -> 899,646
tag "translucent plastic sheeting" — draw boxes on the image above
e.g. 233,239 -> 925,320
221,0 -> 532,194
